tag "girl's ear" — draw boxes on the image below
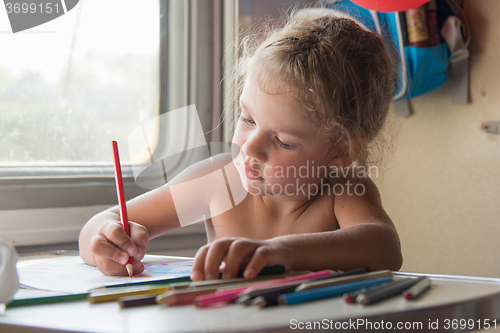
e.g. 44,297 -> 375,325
329,138 -> 366,168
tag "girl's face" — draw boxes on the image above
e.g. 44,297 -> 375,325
232,75 -> 338,198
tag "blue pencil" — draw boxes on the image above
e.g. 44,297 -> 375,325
278,277 -> 393,305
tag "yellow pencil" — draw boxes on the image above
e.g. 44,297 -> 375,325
88,285 -> 170,303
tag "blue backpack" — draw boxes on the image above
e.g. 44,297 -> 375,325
324,0 -> 470,116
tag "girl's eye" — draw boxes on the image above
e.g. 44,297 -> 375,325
276,137 -> 294,150
240,116 -> 255,125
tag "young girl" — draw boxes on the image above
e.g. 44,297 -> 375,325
79,8 -> 402,281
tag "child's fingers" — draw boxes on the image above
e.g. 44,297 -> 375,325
222,240 -> 258,279
129,222 -> 149,261
191,245 -> 210,281
132,259 -> 145,275
94,257 -> 130,276
90,234 -> 130,266
203,239 -> 234,280
102,222 -> 137,257
243,246 -> 277,279
91,237 -> 145,276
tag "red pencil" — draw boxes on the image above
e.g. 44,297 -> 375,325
111,141 -> 134,277
194,270 -> 334,307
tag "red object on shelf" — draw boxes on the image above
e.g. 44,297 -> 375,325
351,0 -> 430,12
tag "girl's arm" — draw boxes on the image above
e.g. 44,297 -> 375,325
190,178 -> 402,280
79,154 -> 223,276
279,177 -> 402,272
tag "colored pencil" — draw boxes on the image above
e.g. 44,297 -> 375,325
106,267 -> 286,290
250,296 -> 269,307
88,284 -> 170,303
241,268 -> 367,299
190,267 -> 287,289
356,278 -> 421,305
251,295 -> 281,308
156,279 -> 268,306
343,280 -> 395,304
156,287 -> 218,306
155,279 -> 193,290
7,293 -> 90,308
248,284 -> 298,308
216,280 -> 286,291
278,277 -> 393,306
296,270 -> 393,292
236,294 -> 253,305
111,140 -> 133,277
118,293 -> 159,308
327,268 -> 367,279
93,283 -> 171,294
103,276 -> 192,289
237,283 -> 300,305
343,289 -> 364,304
189,274 -> 285,289
194,270 -> 334,308
238,281 -> 304,300
237,270 -> 335,297
403,276 -> 431,300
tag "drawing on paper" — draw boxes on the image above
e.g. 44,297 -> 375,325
17,255 -> 193,293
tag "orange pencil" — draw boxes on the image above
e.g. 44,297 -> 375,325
111,141 -> 134,277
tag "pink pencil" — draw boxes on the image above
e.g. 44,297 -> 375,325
111,141 -> 134,277
194,269 -> 334,307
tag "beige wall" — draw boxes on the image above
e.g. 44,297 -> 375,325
243,0 -> 500,277
378,0 -> 500,277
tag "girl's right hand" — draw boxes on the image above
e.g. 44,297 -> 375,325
83,214 -> 149,276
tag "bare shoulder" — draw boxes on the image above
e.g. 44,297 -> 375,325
333,174 -> 382,203
332,173 -> 390,228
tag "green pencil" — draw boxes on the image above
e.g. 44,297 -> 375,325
103,276 -> 192,289
7,293 -> 90,308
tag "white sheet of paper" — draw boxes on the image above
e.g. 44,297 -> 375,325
17,255 -> 193,293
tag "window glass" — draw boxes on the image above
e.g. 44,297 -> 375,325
0,0 -> 159,167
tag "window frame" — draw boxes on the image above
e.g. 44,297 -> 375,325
0,0 -> 235,248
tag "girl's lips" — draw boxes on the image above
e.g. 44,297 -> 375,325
242,164 -> 264,180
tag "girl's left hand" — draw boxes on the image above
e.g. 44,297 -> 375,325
190,237 -> 290,281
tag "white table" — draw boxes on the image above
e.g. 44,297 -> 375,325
2,272 -> 500,332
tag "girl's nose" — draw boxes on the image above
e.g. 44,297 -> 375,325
241,132 -> 266,162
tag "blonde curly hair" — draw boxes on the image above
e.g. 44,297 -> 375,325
228,7 -> 395,167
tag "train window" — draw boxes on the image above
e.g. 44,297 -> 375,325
0,0 -> 227,248
0,0 -> 159,174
